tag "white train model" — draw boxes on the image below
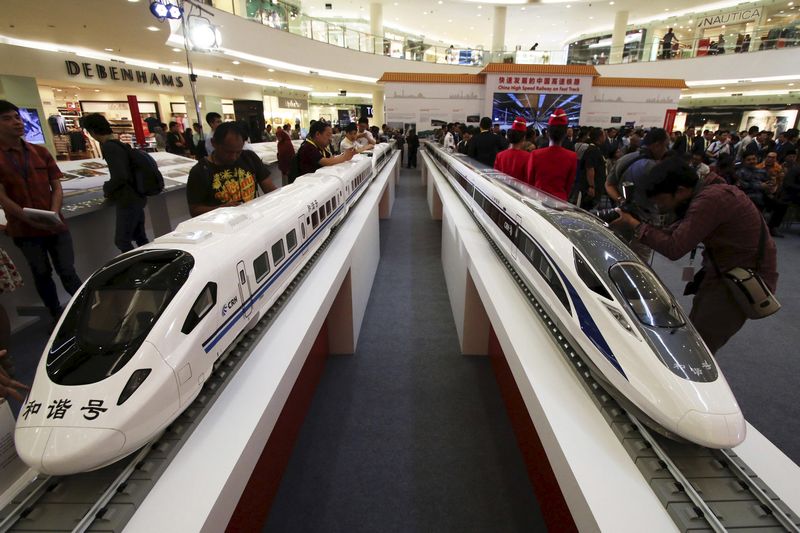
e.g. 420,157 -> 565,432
426,143 -> 745,449
15,144 -> 394,475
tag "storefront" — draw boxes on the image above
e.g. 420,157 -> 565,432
0,42 -> 280,159
569,0 -> 799,61
567,29 -> 647,65
676,104 -> 800,133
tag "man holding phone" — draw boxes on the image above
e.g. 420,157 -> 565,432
0,100 -> 82,321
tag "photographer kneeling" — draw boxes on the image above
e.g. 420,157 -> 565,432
612,157 -> 778,354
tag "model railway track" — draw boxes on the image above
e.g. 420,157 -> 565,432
426,149 -> 800,532
0,151 -> 397,533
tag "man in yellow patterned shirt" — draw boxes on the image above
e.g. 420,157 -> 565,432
187,122 -> 276,217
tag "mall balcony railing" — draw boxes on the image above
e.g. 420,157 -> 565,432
241,1 -> 800,67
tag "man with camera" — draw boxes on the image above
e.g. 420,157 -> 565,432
611,157 -> 778,354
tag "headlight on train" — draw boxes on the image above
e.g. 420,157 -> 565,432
604,304 -> 636,338
117,369 -> 152,405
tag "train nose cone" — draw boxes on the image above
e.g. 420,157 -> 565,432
15,426 -> 126,475
677,410 -> 747,449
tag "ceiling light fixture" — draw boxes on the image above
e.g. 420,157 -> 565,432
268,68 -> 275,72
172,47 -> 182,52
187,15 -> 221,50
232,60 -> 240,64
146,26 -> 160,31
149,0 -> 183,20
104,48 -> 114,51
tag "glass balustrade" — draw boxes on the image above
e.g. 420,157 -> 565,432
240,0 -> 800,67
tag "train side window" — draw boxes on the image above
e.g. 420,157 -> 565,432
286,229 -> 297,252
326,200 -> 332,214
182,282 -> 217,334
574,251 -> 611,299
311,211 -> 319,229
300,223 -> 306,240
272,240 -> 285,266
253,252 -> 270,282
331,196 -> 337,210
518,232 -> 571,313
318,206 -> 326,221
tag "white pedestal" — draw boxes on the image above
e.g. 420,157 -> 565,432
422,152 -> 800,531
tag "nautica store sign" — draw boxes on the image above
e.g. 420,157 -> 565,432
697,8 -> 761,28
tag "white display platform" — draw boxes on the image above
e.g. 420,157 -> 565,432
422,152 -> 800,532
124,152 -> 400,533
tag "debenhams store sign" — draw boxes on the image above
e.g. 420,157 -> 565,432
65,60 -> 185,88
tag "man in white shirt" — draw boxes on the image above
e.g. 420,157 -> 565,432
736,125 -> 760,162
339,123 -> 364,152
443,123 -> 456,152
355,116 -> 376,150
690,152 -> 710,179
705,131 -> 731,164
204,112 -> 222,156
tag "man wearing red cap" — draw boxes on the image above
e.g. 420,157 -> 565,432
526,109 -> 576,201
494,117 -> 530,182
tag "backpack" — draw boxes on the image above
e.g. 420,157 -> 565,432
114,140 -> 165,196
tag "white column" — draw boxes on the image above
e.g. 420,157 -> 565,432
370,2 -> 384,55
609,10 -> 629,63
372,88 -> 385,127
492,6 -> 507,53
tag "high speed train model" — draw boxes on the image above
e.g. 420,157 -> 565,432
426,143 -> 745,449
15,143 -> 395,475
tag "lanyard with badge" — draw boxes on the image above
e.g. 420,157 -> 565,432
307,139 -> 330,159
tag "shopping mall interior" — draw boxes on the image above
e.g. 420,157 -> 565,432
0,0 -> 799,531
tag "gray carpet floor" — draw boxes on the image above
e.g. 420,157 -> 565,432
263,168 -> 545,532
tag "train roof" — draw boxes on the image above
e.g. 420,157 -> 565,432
154,177 -> 340,250
438,146 -> 639,273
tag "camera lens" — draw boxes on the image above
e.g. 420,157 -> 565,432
593,208 -> 621,223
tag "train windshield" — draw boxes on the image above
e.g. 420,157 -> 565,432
609,263 -> 684,328
47,250 -> 194,386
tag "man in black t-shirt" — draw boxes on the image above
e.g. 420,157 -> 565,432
661,28 -> 676,59
289,121 -> 355,183
165,121 -> 187,155
186,122 -> 276,217
579,127 -> 607,209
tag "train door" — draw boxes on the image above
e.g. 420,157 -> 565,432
511,214 -> 523,259
298,215 -> 307,242
236,260 -> 252,318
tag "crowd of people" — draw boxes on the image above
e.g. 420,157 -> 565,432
435,113 -> 798,353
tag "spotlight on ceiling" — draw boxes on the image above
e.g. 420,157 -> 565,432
188,15 -> 221,50
150,0 -> 183,21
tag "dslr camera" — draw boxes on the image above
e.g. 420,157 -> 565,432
593,181 -> 644,224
